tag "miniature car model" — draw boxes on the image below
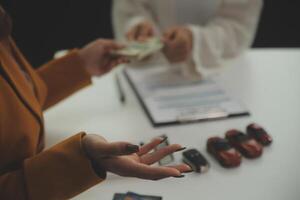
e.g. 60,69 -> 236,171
225,129 -> 263,158
207,137 -> 242,168
247,123 -> 273,146
182,149 -> 209,173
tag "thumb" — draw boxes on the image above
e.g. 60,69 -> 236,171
99,142 -> 140,157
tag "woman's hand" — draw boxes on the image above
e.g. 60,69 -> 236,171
83,134 -> 191,180
162,26 -> 193,63
79,39 -> 128,77
126,20 -> 155,42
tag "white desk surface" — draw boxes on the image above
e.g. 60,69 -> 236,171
44,49 -> 300,200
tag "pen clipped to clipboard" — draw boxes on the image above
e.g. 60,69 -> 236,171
124,64 -> 249,127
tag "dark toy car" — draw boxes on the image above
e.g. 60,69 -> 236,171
207,137 -> 242,168
247,123 -> 273,146
225,129 -> 263,159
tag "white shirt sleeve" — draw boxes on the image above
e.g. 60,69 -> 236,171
113,0 -> 263,78
113,0 -> 160,42
186,0 -> 263,77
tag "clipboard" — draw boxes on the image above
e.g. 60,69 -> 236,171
124,66 -> 250,127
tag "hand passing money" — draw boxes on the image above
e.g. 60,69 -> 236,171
113,38 -> 164,61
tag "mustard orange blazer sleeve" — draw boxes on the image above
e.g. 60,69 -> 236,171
0,38 -> 104,199
37,50 -> 92,110
0,133 -> 103,200
24,133 -> 104,200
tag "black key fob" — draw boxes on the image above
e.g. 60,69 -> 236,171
183,149 -> 209,173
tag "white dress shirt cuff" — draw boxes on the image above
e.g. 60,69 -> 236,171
186,24 -> 222,79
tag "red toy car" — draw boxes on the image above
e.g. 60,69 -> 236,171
207,137 -> 242,168
247,123 -> 273,146
225,129 -> 263,159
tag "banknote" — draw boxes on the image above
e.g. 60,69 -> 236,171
113,38 -> 164,61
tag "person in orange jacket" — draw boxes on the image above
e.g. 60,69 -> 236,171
0,6 -> 191,200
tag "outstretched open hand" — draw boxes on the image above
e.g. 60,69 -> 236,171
83,135 -> 191,180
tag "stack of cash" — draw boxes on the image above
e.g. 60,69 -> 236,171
113,38 -> 164,61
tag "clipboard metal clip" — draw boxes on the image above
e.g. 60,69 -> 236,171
176,108 -> 229,123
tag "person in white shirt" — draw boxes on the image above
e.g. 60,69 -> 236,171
113,0 -> 263,78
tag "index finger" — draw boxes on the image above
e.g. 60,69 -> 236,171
140,144 -> 183,165
137,137 -> 165,156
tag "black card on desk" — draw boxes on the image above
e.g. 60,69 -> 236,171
113,193 -> 127,200
113,192 -> 162,200
128,192 -> 162,200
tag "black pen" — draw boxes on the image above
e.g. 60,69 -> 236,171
115,74 -> 126,104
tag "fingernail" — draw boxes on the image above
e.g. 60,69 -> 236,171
125,144 -> 140,154
173,175 -> 185,178
175,147 -> 187,152
159,137 -> 168,144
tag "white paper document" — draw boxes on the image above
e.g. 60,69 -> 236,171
124,64 -> 249,126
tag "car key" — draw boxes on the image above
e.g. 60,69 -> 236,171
182,149 -> 209,173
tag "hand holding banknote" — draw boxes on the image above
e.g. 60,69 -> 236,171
162,26 -> 193,63
79,39 -> 129,76
126,20 -> 155,42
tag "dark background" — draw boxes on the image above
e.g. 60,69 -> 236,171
1,0 -> 300,68
253,0 -> 300,47
1,0 -> 113,67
